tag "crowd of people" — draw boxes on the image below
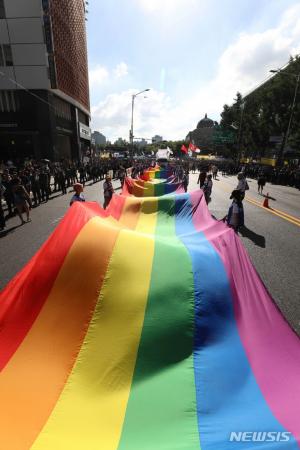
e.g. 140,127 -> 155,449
1,156 -> 299,234
0,157 -> 133,230
221,163 -> 300,189
190,161 -> 300,189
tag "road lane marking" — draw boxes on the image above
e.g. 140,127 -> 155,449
270,208 -> 300,223
51,216 -> 64,225
246,197 -> 300,225
245,198 -> 300,228
214,179 -> 300,228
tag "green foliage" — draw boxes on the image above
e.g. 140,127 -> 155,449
219,55 -> 300,159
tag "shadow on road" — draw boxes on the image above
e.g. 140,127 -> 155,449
48,193 -> 64,201
263,193 -> 277,201
239,226 -> 266,248
0,223 -> 24,238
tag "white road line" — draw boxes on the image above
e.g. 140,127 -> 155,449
51,216 -> 64,225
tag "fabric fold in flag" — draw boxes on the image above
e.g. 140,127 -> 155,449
123,176 -> 184,197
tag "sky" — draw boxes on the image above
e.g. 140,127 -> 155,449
87,0 -> 300,143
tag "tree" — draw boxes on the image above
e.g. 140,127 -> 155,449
219,55 -> 300,162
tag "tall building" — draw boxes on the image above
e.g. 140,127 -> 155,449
92,131 -> 106,146
0,0 -> 91,162
152,135 -> 163,144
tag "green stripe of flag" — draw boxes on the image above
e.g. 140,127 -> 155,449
117,197 -> 200,450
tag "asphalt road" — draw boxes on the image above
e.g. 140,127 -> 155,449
1,174 -> 300,333
191,173 -> 300,334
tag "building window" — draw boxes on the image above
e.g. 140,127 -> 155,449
43,15 -> 53,53
0,0 -> 5,19
78,110 -> 88,125
0,91 -> 19,113
48,54 -> 57,88
54,96 -> 72,121
42,0 -> 50,12
3,45 -> 13,66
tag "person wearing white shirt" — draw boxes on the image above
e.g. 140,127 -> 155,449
236,172 -> 248,200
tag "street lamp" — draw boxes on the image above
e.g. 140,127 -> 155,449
237,100 -> 246,163
270,68 -> 300,165
130,89 -> 150,157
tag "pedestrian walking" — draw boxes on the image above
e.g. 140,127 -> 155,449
236,172 -> 249,200
0,180 -> 6,230
58,169 -> 67,195
202,174 -> 213,203
30,169 -> 41,206
2,171 -> 14,216
197,168 -> 207,188
11,178 -> 32,224
118,166 -> 126,188
79,166 -> 86,185
39,170 -> 49,202
183,171 -> 189,192
103,175 -> 114,209
257,174 -> 266,195
212,165 -> 218,180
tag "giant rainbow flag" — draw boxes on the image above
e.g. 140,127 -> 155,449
140,165 -> 174,181
122,176 -> 184,197
1,170 -> 300,450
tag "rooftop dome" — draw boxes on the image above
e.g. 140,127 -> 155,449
197,113 -> 214,129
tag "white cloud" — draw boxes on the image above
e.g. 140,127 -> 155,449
113,62 -> 129,79
89,62 -> 129,88
91,89 -> 173,142
89,65 -> 109,88
91,4 -> 300,141
136,0 -> 198,13
212,4 -> 300,100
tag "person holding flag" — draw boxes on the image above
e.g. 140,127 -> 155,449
103,174 -> 114,209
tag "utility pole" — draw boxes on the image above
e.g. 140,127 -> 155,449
129,89 -> 150,158
237,101 -> 245,163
